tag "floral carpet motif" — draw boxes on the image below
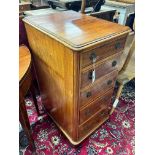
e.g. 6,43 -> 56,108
19,80 -> 135,155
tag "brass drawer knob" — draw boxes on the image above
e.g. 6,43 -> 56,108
107,80 -> 112,85
115,42 -> 121,49
89,52 -> 97,62
86,92 -> 92,98
112,60 -> 117,67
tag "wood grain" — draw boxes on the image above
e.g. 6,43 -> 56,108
24,23 -> 77,140
79,89 -> 113,124
80,53 -> 121,88
80,34 -> 127,68
79,108 -> 109,138
23,11 -> 130,144
19,45 -> 31,82
23,11 -> 130,50
80,70 -> 117,107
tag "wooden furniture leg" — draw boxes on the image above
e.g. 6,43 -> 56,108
30,85 -> 40,115
110,84 -> 123,115
81,0 -> 86,14
19,92 -> 35,150
116,84 -> 124,100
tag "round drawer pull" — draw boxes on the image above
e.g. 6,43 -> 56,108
86,92 -> 92,98
115,42 -> 121,49
112,60 -> 117,67
89,52 -> 97,62
107,80 -> 112,85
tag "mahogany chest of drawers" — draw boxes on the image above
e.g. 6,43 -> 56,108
23,11 -> 130,144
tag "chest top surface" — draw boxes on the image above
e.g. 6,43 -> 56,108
23,10 -> 130,50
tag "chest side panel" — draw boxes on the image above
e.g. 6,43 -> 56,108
25,23 -> 76,139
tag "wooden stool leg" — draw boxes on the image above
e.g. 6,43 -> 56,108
30,85 -> 40,115
19,92 -> 35,150
116,84 -> 124,99
110,84 -> 124,115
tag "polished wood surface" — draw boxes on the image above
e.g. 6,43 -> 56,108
24,8 -> 67,16
80,70 -> 117,107
80,53 -> 121,88
80,34 -> 127,68
79,89 -> 113,124
23,11 -> 130,144
79,108 -> 109,138
24,24 -> 75,138
23,10 -> 130,50
19,46 -> 31,82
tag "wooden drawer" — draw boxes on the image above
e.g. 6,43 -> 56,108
81,53 -> 121,88
80,70 -> 117,108
79,108 -> 109,138
80,35 -> 127,68
79,89 -> 113,124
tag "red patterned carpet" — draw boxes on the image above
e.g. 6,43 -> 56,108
19,81 -> 135,155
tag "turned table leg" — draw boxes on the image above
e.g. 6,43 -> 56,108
19,92 -> 35,151
110,84 -> 124,115
30,84 -> 40,115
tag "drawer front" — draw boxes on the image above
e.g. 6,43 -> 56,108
79,108 -> 109,138
80,70 -> 117,108
79,89 -> 113,124
81,35 -> 127,68
81,53 -> 121,88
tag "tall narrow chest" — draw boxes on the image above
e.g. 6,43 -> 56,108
23,11 -> 130,144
